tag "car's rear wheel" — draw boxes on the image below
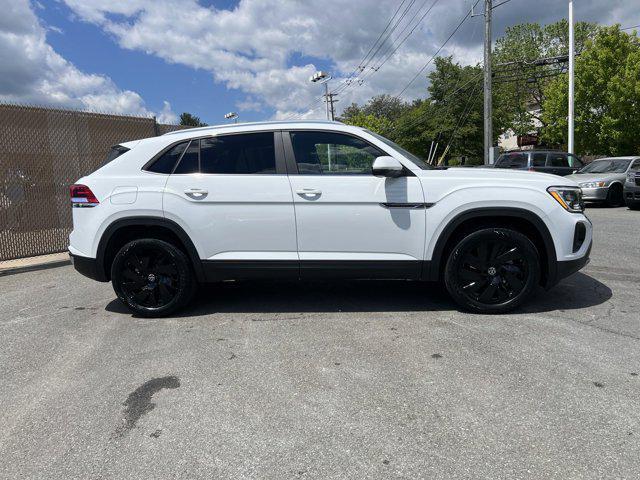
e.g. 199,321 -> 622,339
111,238 -> 195,317
606,183 -> 624,207
444,228 -> 540,314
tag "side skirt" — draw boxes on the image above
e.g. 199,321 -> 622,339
201,260 -> 428,282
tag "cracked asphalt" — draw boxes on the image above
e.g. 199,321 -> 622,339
1,207 -> 639,479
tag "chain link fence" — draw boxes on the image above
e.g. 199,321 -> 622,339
0,103 -> 187,261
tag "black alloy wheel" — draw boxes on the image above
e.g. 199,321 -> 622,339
444,228 -> 540,313
111,238 -> 195,317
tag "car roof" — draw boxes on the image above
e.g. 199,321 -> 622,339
162,119 -> 346,138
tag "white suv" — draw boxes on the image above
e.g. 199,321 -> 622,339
69,120 -> 592,316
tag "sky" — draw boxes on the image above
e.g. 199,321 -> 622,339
0,0 -> 638,125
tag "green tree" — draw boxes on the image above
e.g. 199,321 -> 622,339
492,20 -> 597,136
395,57 -> 484,164
541,26 -> 640,155
179,112 -> 208,127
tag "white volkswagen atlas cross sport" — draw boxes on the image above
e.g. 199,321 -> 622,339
69,120 -> 591,317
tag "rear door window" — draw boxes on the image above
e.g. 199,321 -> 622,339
532,153 -> 547,167
547,153 -> 569,167
200,133 -> 276,174
497,152 -> 527,168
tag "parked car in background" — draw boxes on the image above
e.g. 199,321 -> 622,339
494,150 -> 583,176
623,158 -> 640,210
567,157 -> 640,207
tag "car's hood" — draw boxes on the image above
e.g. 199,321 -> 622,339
415,166 -> 579,187
566,172 -> 625,183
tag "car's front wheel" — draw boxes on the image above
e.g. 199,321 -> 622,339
606,183 -> 624,207
444,228 -> 540,314
111,238 -> 195,317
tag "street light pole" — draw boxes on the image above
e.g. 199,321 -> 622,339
568,0 -> 575,154
483,0 -> 493,165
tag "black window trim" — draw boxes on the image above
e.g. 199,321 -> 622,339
142,130 -> 287,175
281,129 -> 396,176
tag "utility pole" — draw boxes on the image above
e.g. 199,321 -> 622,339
323,81 -> 330,120
483,0 -> 493,165
326,92 -> 338,121
568,0 -> 575,154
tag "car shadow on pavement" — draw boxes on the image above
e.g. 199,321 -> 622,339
105,272 -> 611,317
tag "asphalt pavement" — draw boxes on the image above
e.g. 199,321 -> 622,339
1,206 -> 639,479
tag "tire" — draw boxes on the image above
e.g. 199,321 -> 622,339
605,183 -> 624,207
627,201 -> 640,211
111,238 -> 195,317
444,228 -> 540,314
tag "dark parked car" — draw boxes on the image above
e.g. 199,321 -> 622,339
494,150 -> 583,176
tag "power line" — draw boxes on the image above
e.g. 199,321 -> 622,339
394,0 -> 479,98
336,0 -> 415,92
332,0 -> 442,98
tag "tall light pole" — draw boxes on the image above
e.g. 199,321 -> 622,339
568,0 -> 575,154
483,0 -> 493,165
309,71 -> 335,120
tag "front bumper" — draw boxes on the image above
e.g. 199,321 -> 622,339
69,252 -> 108,282
624,183 -> 640,204
580,186 -> 608,202
556,240 -> 591,282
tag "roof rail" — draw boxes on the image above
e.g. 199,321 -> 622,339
162,119 -> 345,136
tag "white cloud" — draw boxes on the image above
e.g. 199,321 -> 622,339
56,0 -> 640,120
5,0 -> 639,121
0,0 -> 176,121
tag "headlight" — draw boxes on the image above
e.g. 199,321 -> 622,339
579,181 -> 606,188
628,172 -> 636,184
547,186 -> 584,213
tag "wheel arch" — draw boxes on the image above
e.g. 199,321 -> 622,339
96,216 -> 205,282
424,207 -> 558,288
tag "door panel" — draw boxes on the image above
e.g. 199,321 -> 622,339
162,132 -> 297,264
284,130 -> 426,278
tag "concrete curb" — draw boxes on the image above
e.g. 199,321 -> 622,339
0,253 -> 71,277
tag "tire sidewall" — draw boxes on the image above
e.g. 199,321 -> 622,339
444,228 -> 540,314
111,238 -> 193,317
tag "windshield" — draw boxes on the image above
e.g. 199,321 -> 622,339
579,159 -> 630,174
365,130 -> 431,169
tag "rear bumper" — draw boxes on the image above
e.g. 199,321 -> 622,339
69,252 -> 108,282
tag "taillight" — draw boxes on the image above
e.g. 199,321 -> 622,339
70,184 -> 99,207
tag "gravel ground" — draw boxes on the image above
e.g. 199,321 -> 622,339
1,206 -> 639,479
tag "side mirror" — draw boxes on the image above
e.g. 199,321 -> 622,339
372,156 -> 404,178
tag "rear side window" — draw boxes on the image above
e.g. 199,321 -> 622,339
147,141 -> 188,173
497,153 -> 527,168
200,133 -> 276,174
174,140 -> 200,174
103,145 -> 129,166
547,153 -> 569,167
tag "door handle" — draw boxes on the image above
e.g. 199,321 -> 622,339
184,188 -> 208,200
296,188 -> 322,198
